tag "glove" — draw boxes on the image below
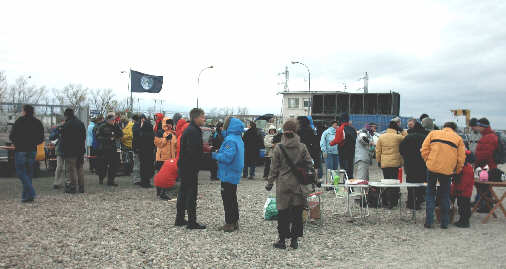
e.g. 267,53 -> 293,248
265,183 -> 273,191
166,134 -> 173,140
316,181 -> 322,188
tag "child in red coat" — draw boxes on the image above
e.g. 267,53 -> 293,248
451,151 -> 474,228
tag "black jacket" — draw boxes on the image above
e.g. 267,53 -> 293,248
132,121 -> 141,152
399,126 -> 428,182
297,127 -> 321,166
137,121 -> 155,156
61,116 -> 87,158
340,125 -> 357,159
96,122 -> 123,153
178,122 -> 203,176
9,115 -> 44,152
243,127 -> 263,166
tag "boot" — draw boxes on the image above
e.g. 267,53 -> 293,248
290,237 -> 299,249
64,183 -> 76,194
175,218 -> 188,227
187,222 -> 206,230
273,238 -> 286,249
219,224 -> 233,232
455,219 -> 470,228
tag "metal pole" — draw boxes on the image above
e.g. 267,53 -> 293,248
197,65 -> 214,108
129,70 -> 133,112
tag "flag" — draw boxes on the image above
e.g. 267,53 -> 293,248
130,70 -> 163,93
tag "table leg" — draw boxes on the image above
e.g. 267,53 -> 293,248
482,192 -> 506,224
489,187 -> 506,217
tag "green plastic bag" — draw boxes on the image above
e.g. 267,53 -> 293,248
263,197 -> 278,220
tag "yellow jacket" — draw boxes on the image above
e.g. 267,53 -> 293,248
421,127 -> 466,175
121,121 -> 134,149
376,128 -> 405,168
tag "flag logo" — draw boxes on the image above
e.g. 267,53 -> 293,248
141,76 -> 154,90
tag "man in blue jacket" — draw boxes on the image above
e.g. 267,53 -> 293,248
212,117 -> 245,232
320,121 -> 339,173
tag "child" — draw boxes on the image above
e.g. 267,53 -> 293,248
452,150 -> 474,228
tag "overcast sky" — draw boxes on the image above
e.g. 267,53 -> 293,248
1,0 -> 505,128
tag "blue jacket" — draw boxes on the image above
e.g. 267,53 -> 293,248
320,127 -> 339,155
86,122 -> 95,147
212,118 -> 245,185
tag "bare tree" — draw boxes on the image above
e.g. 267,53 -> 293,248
89,88 -> 115,115
236,107 -> 249,116
219,106 -> 235,116
7,76 -> 45,104
0,71 -> 7,103
53,83 -> 88,110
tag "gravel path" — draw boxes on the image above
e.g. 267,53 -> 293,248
1,165 -> 505,268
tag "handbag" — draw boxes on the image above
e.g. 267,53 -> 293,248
278,144 -> 316,186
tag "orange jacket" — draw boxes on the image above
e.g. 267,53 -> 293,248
421,128 -> 466,175
154,117 -> 177,161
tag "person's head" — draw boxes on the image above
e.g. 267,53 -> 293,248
22,104 -> 34,117
283,120 -> 297,138
420,114 -> 429,122
132,114 -> 140,122
443,122 -> 457,131
330,120 -> 338,129
248,121 -> 257,129
388,121 -> 399,130
340,112 -> 350,124
64,108 -> 74,120
268,125 -> 277,135
95,115 -> 104,123
469,117 -> 479,132
476,118 -> 490,133
367,122 -> 377,133
106,114 -> 115,125
407,118 -> 417,130
421,117 -> 434,131
296,116 -> 310,130
190,108 -> 205,126
165,119 -> 174,130
391,117 -> 402,128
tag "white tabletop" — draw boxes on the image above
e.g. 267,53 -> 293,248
369,182 -> 426,188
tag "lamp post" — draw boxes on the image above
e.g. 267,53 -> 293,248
121,70 -> 132,112
197,65 -> 214,108
291,61 -> 311,115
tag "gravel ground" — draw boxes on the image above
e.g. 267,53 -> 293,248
1,164 -> 505,269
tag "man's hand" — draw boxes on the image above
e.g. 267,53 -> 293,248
166,134 -> 173,140
265,183 -> 273,191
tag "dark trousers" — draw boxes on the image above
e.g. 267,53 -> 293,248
139,152 -> 154,186
341,157 -> 354,179
97,151 -> 119,184
407,187 -> 425,208
263,157 -> 272,178
210,160 -> 218,179
221,181 -> 239,224
457,196 -> 471,223
176,172 -> 199,224
277,206 -> 304,239
89,147 -> 96,171
382,167 -> 400,206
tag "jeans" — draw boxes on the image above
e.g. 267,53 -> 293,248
221,181 -> 239,224
325,154 -> 339,171
425,172 -> 451,227
15,152 -> 36,201
243,166 -> 256,178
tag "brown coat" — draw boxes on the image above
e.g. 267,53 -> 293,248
376,128 -> 405,168
268,134 -> 313,210
154,117 -> 177,161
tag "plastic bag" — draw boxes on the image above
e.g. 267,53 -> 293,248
154,159 -> 178,189
263,197 -> 278,220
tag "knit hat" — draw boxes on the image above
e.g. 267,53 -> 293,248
283,120 -> 297,132
469,118 -> 478,127
422,117 -> 434,130
477,118 -> 490,128
340,112 -> 350,123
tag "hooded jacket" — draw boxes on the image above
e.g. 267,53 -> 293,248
399,124 -> 428,182
297,116 -> 321,166
212,118 -> 245,184
267,134 -> 314,210
475,127 -> 499,169
153,113 -> 164,133
264,125 -> 277,157
320,126 -> 339,155
154,117 -> 177,161
421,127 -> 466,175
376,128 -> 405,168
175,119 -> 189,161
355,128 -> 375,164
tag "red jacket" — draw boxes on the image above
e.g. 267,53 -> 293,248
175,119 -> 189,161
329,122 -> 349,146
475,127 -> 498,169
451,163 -> 474,198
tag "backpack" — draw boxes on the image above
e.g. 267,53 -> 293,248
493,132 -> 506,164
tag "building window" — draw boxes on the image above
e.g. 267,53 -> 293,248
288,98 -> 299,109
303,98 -> 310,108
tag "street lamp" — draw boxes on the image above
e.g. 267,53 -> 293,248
121,70 -> 132,112
291,61 -> 311,115
197,65 -> 214,108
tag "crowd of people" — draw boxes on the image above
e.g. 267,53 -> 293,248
8,104 -> 504,250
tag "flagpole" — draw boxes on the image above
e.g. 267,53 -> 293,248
129,69 -> 133,112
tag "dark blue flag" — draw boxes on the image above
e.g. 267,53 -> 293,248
130,70 -> 163,93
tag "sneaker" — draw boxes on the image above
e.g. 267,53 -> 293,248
21,198 -> 34,203
455,221 -> 470,228
441,225 -> 448,229
175,219 -> 188,227
273,239 -> 286,249
248,176 -> 254,180
187,222 -> 206,230
159,193 -> 171,200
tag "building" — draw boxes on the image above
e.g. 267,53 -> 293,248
280,91 -> 408,132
